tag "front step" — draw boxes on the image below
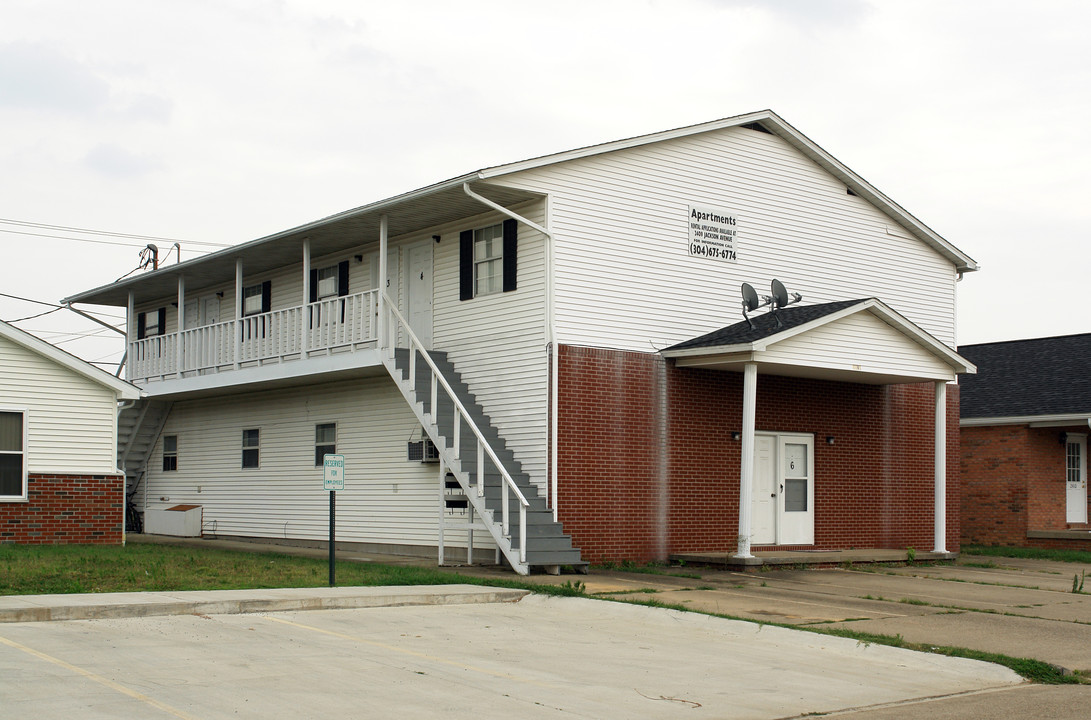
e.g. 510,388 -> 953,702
386,346 -> 587,574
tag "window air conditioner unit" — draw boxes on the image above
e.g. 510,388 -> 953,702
407,439 -> 441,463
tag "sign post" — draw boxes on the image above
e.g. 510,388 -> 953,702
323,454 -> 345,587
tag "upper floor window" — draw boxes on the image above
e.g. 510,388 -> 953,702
137,308 -> 166,339
0,409 -> 27,500
459,219 -> 517,300
162,435 -> 178,472
243,281 -> 271,317
309,262 -> 349,303
473,224 -> 504,297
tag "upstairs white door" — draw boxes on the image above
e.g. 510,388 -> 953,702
1067,435 -> 1087,523
201,296 -> 220,326
405,242 -> 433,349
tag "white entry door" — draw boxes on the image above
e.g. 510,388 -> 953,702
749,433 -> 815,545
202,296 -> 220,326
751,435 -> 777,544
778,435 -> 815,545
1066,435 -> 1087,523
405,242 -> 433,348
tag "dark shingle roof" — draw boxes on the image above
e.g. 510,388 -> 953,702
958,333 -> 1091,419
665,299 -> 869,352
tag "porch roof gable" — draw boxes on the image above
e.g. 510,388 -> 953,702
661,298 -> 975,384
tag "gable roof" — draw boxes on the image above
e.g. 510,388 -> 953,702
0,320 -> 141,400
665,298 -> 869,351
63,110 -> 977,309
663,297 -> 974,384
959,333 -> 1091,423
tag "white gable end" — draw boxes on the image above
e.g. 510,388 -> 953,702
490,123 -> 960,352
760,310 -> 956,382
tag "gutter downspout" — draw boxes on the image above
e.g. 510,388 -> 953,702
462,183 -> 560,521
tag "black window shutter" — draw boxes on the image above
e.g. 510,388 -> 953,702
309,268 -> 318,303
261,281 -> 271,314
156,308 -> 166,336
137,312 -> 146,340
502,218 -> 517,293
337,261 -> 349,297
459,230 -> 474,301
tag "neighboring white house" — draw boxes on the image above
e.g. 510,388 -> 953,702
63,110 -> 977,572
0,319 -> 141,544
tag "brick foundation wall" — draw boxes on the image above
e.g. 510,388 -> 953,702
961,424 -> 1090,547
557,345 -> 961,563
0,473 -> 124,544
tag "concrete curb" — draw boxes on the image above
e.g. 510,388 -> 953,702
0,584 -> 529,623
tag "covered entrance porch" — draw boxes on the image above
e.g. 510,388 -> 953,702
662,297 -> 976,561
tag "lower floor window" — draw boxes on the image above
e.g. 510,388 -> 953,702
315,423 -> 336,466
242,429 -> 260,468
0,410 -> 27,499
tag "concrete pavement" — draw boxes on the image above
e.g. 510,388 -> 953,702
4,537 -> 1091,718
0,594 -> 1022,719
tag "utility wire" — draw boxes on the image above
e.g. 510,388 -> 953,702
0,217 -> 232,248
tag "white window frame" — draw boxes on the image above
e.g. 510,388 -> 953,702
144,311 -> 162,337
315,423 -> 336,466
473,223 -> 504,297
0,408 -> 28,502
315,265 -> 339,300
242,428 -> 260,469
242,283 -> 264,317
162,434 -> 178,472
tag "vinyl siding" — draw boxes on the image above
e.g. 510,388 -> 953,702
489,125 -> 958,351
761,312 -> 955,379
431,203 -> 548,490
0,334 -> 119,474
141,376 -> 492,549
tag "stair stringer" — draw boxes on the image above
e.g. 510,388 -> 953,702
382,354 -> 530,575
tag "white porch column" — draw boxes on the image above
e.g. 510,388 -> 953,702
933,380 -> 948,553
735,362 -> 758,558
301,239 -> 310,359
126,290 -> 135,382
234,259 -> 243,369
176,275 -> 185,379
378,214 -> 388,349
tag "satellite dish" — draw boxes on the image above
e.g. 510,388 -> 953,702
769,279 -> 802,327
742,282 -> 760,312
741,282 -> 771,329
771,279 -> 803,309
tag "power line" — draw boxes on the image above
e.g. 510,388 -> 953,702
0,226 -> 224,251
0,217 -> 233,248
0,291 -> 125,320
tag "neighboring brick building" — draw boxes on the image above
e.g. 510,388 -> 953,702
0,320 -> 141,544
959,334 -> 1091,549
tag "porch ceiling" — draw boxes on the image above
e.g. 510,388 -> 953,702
62,180 -> 543,307
662,298 -> 975,385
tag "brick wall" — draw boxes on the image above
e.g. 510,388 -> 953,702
557,345 -> 960,562
0,473 -> 124,544
961,424 -> 1090,547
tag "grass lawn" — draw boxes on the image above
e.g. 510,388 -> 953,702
963,544 -> 1091,565
0,543 -> 580,597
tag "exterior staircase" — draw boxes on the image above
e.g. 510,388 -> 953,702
384,345 -> 586,575
117,399 -> 172,530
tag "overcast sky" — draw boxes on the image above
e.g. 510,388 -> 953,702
1,0 -> 1087,369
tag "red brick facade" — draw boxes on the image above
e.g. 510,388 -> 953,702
0,473 -> 124,544
557,345 -> 960,563
961,424 -> 1091,547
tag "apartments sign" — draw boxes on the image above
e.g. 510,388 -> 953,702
688,205 -> 738,262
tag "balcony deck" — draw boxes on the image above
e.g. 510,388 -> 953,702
129,290 -> 387,398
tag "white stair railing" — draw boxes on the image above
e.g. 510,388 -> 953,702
379,292 -> 529,567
